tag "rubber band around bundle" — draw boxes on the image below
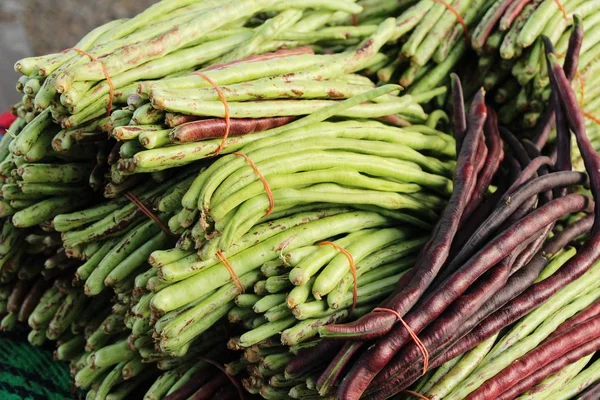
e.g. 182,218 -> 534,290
553,0 -> 568,20
318,241 -> 358,316
352,14 -> 359,27
124,192 -> 172,236
402,390 -> 431,400
198,356 -> 245,400
234,152 -> 275,217
373,307 -> 430,375
433,0 -> 469,40
194,71 -> 230,156
583,111 -> 600,126
216,250 -> 245,293
67,48 -> 115,116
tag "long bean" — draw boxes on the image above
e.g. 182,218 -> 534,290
152,211 -> 390,313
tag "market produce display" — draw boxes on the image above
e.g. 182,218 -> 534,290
1,0 -> 600,399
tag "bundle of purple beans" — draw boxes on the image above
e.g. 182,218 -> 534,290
280,23 -> 600,400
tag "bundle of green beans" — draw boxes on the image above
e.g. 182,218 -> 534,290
25,282 -> 162,399
7,0 -> 401,198
211,228 -> 425,398
347,0 -> 599,132
236,342 -> 333,398
463,0 -> 600,129
0,116 -> 98,231
360,0 -> 600,183
11,0 -> 408,129
0,222 -> 239,398
107,20 -> 446,182
12,5 -> 448,194
0,216 -> 78,332
41,51 -> 453,400
142,101 -> 455,351
406,244 -> 600,400
66,296 -> 236,400
0,242 -> 239,399
357,0 -> 492,98
0,91 -> 455,399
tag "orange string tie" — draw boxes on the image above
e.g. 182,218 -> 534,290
216,250 -> 245,293
124,192 -> 171,236
553,0 -> 568,20
198,356 -> 245,400
433,0 -> 469,40
402,390 -> 431,400
234,152 -> 275,217
373,307 -> 430,375
352,14 -> 359,27
318,241 -> 358,316
194,71 -> 230,156
583,111 -> 600,126
68,47 -> 114,116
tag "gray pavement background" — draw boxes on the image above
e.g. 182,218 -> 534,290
0,0 -> 156,112
0,1 -> 31,112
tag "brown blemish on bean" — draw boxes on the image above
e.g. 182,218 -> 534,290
328,89 -> 345,98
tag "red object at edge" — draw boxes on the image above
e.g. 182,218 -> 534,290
0,111 -> 17,135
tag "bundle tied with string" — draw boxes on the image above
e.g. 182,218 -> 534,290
64,48 -> 115,117
216,250 -> 245,294
434,0 -> 470,40
124,191 -> 171,236
233,152 -> 275,218
318,241 -> 358,316
194,72 -> 230,156
3,6 -> 461,399
372,307 -> 430,376
553,0 -> 568,20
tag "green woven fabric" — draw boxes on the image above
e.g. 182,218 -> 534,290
0,327 -> 72,400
